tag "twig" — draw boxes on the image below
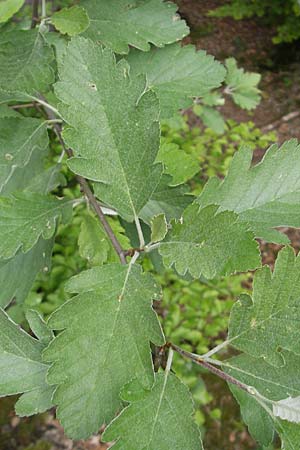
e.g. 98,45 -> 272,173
134,215 -> 145,248
41,0 -> 46,18
169,343 -> 249,393
261,110 -> 300,132
10,103 -> 36,109
42,102 -> 127,265
31,0 -> 39,28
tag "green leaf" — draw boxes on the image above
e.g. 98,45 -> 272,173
197,140 -> 300,244
139,175 -> 193,224
157,142 -> 199,185
0,236 -> 54,309
0,117 -> 48,193
229,246 -> 300,366
0,307 -> 54,416
0,0 -> 24,23
103,373 -> 203,450
78,213 -> 130,265
150,213 -> 168,243
0,104 -> 20,117
0,192 -> 72,260
224,351 -> 300,446
82,0 -> 189,54
127,43 -> 226,117
55,36 -> 162,221
159,203 -> 260,279
25,309 -> 54,345
43,263 -> 164,439
276,420 -> 300,450
225,58 -> 261,110
51,5 -> 90,37
193,104 -> 226,134
0,29 -> 55,94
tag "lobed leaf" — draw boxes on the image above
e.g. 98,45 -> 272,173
157,142 -> 199,186
0,29 -> 55,95
103,373 -> 203,450
197,140 -> 300,244
82,0 -> 189,54
0,192 -> 72,260
224,351 -> 300,446
229,246 -> 300,366
51,5 -> 90,37
56,36 -> 162,221
0,307 -> 54,416
159,203 -> 260,279
139,175 -> 193,224
127,43 -> 226,117
0,117 -> 48,193
0,236 -> 53,309
225,57 -> 261,109
43,263 -> 164,439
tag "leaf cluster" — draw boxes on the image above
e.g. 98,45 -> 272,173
0,1 -> 300,449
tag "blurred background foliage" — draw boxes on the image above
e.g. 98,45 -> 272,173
209,0 -> 300,44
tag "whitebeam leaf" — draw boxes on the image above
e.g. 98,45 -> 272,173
159,203 -> 260,279
0,117 -> 48,193
103,373 -> 203,450
225,58 -> 261,110
127,43 -> 226,118
0,192 -> 72,259
157,142 -> 199,185
56,36 -> 162,221
0,29 -> 55,94
43,263 -> 164,439
51,5 -> 90,37
223,351 -> 300,446
82,0 -> 189,54
0,0 -> 24,23
139,175 -> 193,224
0,307 -> 54,416
197,140 -> 300,244
229,246 -> 300,366
150,213 -> 168,243
0,236 -> 54,309
273,397 -> 300,424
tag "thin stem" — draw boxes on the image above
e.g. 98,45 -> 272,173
170,343 -> 250,393
165,347 -> 174,374
11,103 -> 35,110
199,340 -> 230,359
42,102 -> 127,265
145,242 -> 161,253
46,119 -> 63,125
57,149 -> 65,164
31,96 -> 62,117
31,0 -> 39,28
41,0 -> 46,18
134,215 -> 145,248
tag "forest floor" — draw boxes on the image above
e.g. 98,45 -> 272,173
2,1 -> 300,449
